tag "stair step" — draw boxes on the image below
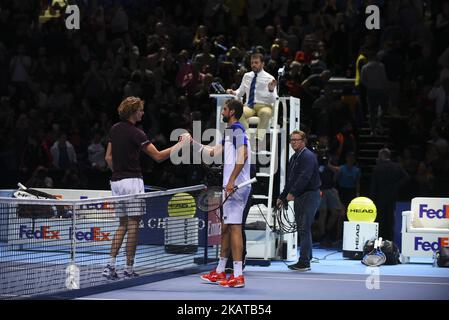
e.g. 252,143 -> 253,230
357,157 -> 377,163
359,134 -> 389,139
360,127 -> 390,133
256,173 -> 270,177
358,146 -> 383,151
247,128 -> 285,134
253,195 -> 269,200
255,150 -> 272,156
363,142 -> 386,146
360,164 -> 376,168
359,149 -> 380,154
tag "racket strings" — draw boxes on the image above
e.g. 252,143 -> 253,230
362,250 -> 386,266
362,239 -> 387,266
197,188 -> 223,211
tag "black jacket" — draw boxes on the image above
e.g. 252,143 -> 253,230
280,147 -> 321,199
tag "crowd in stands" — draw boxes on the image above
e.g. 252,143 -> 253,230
0,0 -> 448,244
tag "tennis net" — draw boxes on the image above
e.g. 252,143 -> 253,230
0,184 -> 220,299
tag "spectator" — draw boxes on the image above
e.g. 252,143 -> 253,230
61,164 -> 87,189
379,41 -> 403,116
192,25 -> 208,53
428,77 -> 449,119
123,70 -> 143,98
336,151 -> 361,209
9,44 -> 32,99
285,60 -> 307,98
427,124 -> 449,160
110,1 -> 129,38
370,148 -> 409,241
361,50 -> 389,135
415,161 -> 435,196
193,41 -> 217,74
50,133 -> 77,170
317,153 -> 343,247
19,134 -> 52,181
354,46 -> 369,119
0,0 -> 444,205
25,166 -> 53,188
87,132 -> 107,170
301,69 -> 332,106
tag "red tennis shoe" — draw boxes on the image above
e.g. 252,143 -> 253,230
219,274 -> 245,288
200,269 -> 227,284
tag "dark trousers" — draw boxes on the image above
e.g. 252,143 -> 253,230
367,89 -> 388,132
294,190 -> 321,264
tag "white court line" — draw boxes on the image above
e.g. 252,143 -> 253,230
248,275 -> 449,286
76,297 -> 119,300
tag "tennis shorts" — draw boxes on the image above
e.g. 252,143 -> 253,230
110,178 -> 145,218
222,186 -> 250,224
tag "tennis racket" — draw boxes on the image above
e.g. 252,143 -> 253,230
362,237 -> 387,267
14,182 -> 58,199
14,183 -> 70,220
196,177 -> 257,212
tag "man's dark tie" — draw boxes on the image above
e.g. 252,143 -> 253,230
247,72 -> 257,108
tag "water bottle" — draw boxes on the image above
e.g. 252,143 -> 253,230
432,250 -> 438,267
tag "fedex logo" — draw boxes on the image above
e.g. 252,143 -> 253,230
69,227 -> 110,241
19,225 -> 60,239
414,237 -> 449,251
418,204 -> 449,219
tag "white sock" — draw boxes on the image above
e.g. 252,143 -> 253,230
216,257 -> 228,273
109,257 -> 116,267
233,261 -> 243,277
125,265 -> 133,273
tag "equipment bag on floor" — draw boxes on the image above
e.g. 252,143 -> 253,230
363,239 -> 401,265
436,246 -> 449,268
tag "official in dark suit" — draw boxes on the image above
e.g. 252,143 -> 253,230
277,130 -> 321,271
370,148 -> 409,241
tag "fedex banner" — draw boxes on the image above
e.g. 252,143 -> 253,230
8,219 -> 117,249
6,188 -> 217,248
414,236 -> 449,251
402,197 -> 449,259
411,197 -> 449,229
19,225 -> 111,241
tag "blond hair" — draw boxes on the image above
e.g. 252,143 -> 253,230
291,130 -> 306,140
117,96 -> 144,121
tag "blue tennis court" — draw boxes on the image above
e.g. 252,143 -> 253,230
77,248 -> 449,300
